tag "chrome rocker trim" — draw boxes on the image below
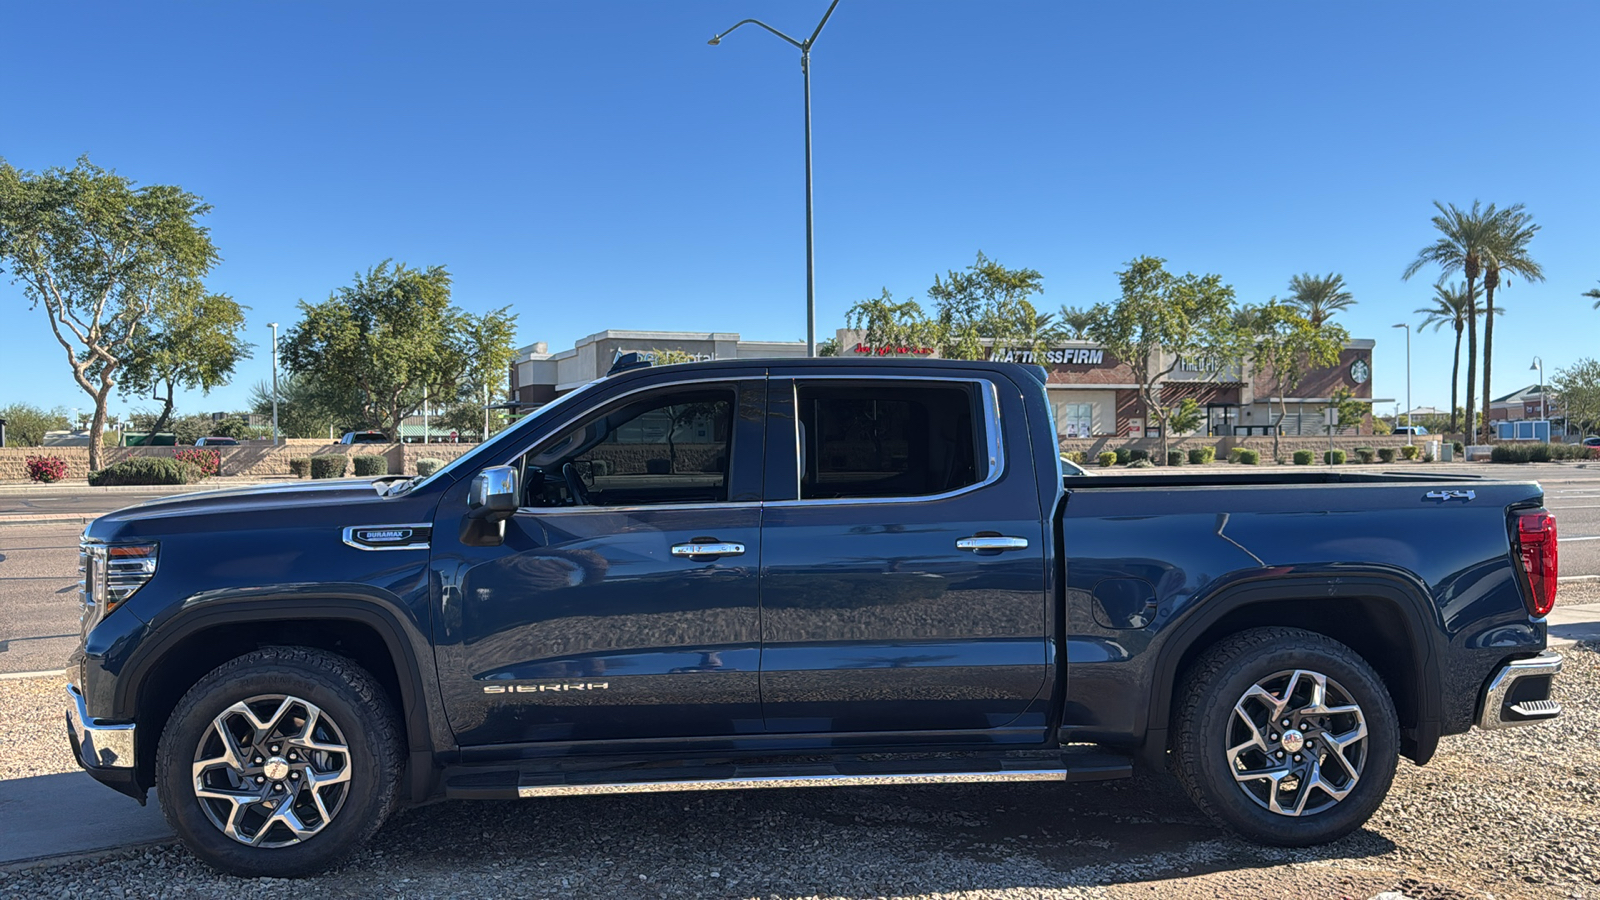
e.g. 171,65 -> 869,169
518,768 -> 1069,798
67,684 -> 137,771
1478,650 -> 1563,730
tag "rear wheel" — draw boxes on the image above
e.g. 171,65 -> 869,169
1173,627 -> 1398,846
156,647 -> 403,876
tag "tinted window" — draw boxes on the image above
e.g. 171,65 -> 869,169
796,383 -> 984,500
524,387 -> 734,507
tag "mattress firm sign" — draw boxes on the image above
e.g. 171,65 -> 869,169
988,347 -> 1106,366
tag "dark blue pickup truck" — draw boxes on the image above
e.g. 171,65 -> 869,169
67,358 -> 1564,876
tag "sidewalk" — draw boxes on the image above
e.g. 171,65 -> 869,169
0,772 -> 173,867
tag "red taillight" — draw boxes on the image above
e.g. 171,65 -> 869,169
1516,511 -> 1558,618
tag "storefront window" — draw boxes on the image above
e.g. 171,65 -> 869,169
1055,402 -> 1093,438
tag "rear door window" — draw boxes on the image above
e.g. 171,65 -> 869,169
795,382 -> 985,501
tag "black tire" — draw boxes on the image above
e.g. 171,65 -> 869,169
155,647 -> 404,877
1172,627 -> 1398,846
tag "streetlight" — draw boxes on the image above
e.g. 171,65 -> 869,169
1531,356 -> 1546,423
1392,323 -> 1411,428
268,323 -> 280,446
709,0 -> 842,358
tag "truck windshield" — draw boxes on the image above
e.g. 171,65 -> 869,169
394,385 -> 598,494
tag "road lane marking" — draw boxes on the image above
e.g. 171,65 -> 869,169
1558,536 -> 1600,542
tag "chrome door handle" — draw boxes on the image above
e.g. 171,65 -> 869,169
671,541 -> 746,558
956,536 -> 1029,552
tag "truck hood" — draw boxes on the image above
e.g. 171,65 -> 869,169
85,479 -> 390,538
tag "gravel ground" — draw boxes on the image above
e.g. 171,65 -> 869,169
1,644 -> 1594,900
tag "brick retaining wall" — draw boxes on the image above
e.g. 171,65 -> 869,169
0,441 -> 479,482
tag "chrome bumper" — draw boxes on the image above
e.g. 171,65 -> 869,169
1478,650 -> 1563,730
66,683 -> 137,771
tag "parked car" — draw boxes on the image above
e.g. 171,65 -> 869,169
68,357 -> 1563,877
192,436 -> 239,447
1060,455 -> 1093,476
1393,425 -> 1430,435
338,431 -> 389,444
1583,435 -> 1600,448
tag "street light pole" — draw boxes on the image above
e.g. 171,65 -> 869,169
268,323 -> 280,446
710,0 -> 842,358
1531,356 -> 1546,423
1392,323 -> 1411,427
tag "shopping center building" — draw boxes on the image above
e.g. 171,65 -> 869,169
510,329 -> 1377,438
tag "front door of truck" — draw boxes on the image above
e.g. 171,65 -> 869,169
757,374 -> 1051,735
439,377 -> 767,746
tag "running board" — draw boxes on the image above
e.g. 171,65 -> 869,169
443,750 -> 1133,801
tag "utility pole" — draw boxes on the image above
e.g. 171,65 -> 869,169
268,323 -> 280,445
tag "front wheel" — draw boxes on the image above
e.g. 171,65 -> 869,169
1172,627 -> 1399,846
155,647 -> 403,877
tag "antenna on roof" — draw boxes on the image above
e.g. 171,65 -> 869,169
607,351 -> 653,377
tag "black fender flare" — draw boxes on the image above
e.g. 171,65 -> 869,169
1139,571 -> 1444,767
118,588 -> 453,797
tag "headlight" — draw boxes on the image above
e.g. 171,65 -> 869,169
80,541 -> 159,626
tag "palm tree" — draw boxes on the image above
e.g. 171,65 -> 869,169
1056,305 -> 1095,340
1584,281 -> 1600,309
1286,272 -> 1356,327
1415,282 -> 1478,435
1403,201 -> 1503,442
1479,206 -> 1543,439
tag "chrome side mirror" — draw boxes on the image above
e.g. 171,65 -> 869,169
468,466 -> 519,521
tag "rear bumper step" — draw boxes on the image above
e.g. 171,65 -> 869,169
444,750 -> 1133,801
1478,650 -> 1563,730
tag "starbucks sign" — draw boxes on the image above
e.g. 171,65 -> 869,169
1350,359 -> 1370,384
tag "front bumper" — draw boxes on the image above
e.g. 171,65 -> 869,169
1477,650 -> 1564,730
66,684 -> 145,801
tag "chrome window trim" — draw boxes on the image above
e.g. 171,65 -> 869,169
769,374 -> 1006,508
498,376 -> 747,513
341,523 -> 434,552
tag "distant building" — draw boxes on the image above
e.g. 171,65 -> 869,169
1491,384 -> 1558,422
509,331 -> 807,408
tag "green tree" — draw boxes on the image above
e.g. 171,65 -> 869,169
1247,299 -> 1347,461
1168,397 -> 1203,435
1584,281 -> 1600,310
926,252 -> 1049,360
1286,272 -> 1356,328
119,282 -> 251,434
1403,200 -> 1505,443
278,262 -> 517,436
1056,305 -> 1095,340
1552,358 -> 1600,436
1414,281 -> 1481,436
0,157 -> 219,469
844,288 -> 937,354
1329,387 -> 1367,431
1479,206 -> 1543,441
249,372 -> 340,439
1084,256 -> 1238,464
0,402 -> 70,446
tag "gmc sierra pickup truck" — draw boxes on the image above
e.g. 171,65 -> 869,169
67,357 -> 1564,877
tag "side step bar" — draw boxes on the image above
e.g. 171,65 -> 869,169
444,751 -> 1134,801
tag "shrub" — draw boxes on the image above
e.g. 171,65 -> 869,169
1114,448 -> 1131,465
87,457 -> 201,486
1129,458 -> 1155,468
1063,450 -> 1088,465
353,455 -> 388,477
1325,449 -> 1346,465
1097,451 -> 1117,468
24,454 -> 68,483
1228,446 -> 1247,463
310,456 -> 347,479
172,448 -> 221,478
1128,449 -> 1150,463
289,457 -> 312,478
1453,441 -> 1465,457
1237,448 -> 1261,465
1354,447 -> 1376,464
1401,445 -> 1419,460
1166,450 -> 1185,466
1292,449 -> 1314,466
416,457 -> 447,477
1377,448 -> 1397,463
1187,446 -> 1216,465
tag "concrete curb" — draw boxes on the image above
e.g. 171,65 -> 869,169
0,669 -> 65,680
0,515 -> 96,527
1560,575 -> 1600,583
0,478 -> 294,496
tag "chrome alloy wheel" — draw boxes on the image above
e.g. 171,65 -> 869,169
1226,669 -> 1368,817
191,694 -> 352,847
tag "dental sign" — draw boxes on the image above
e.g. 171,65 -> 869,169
988,347 -> 1106,366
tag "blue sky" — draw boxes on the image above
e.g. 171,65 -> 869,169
2,1 -> 1598,421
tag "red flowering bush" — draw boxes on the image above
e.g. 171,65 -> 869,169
172,448 -> 221,478
25,455 -> 69,483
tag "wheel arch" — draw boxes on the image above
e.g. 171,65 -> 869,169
121,595 -> 442,802
1140,573 -> 1444,769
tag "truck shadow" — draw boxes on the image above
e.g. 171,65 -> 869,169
371,769 -> 1397,895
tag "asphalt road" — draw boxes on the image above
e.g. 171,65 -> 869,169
2,463 -> 1597,676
